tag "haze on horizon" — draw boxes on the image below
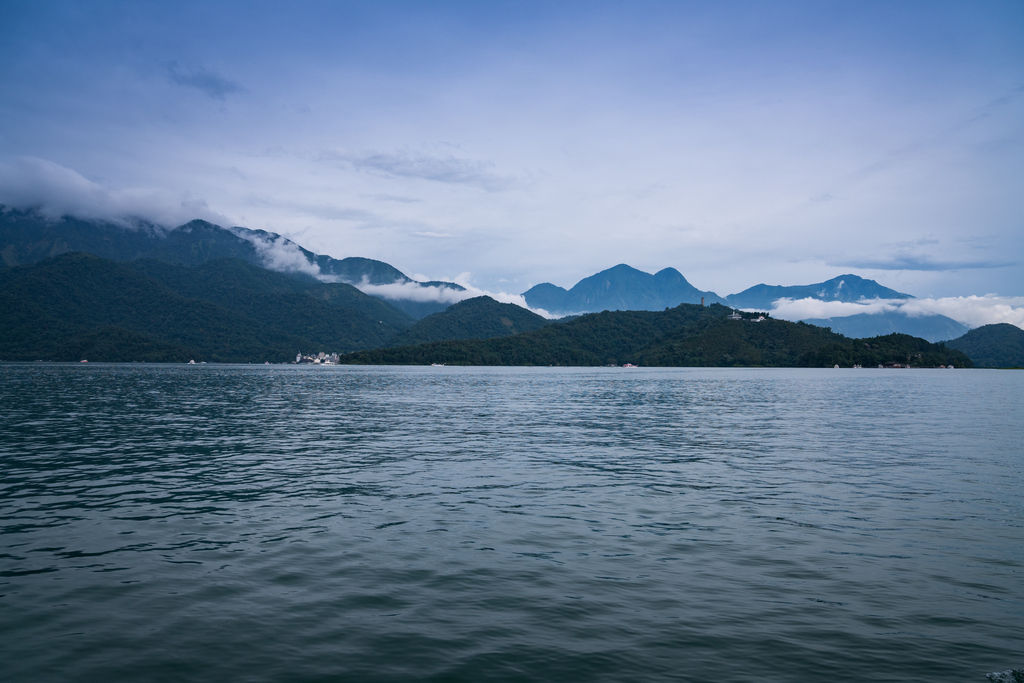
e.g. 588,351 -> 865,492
1,0 -> 1022,304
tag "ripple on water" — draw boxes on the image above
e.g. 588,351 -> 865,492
1,364 -> 1022,682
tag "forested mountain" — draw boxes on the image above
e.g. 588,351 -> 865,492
0,253 -> 411,362
522,264 -> 724,315
389,296 -> 552,347
946,324 -> 1024,367
726,274 -> 912,309
341,304 -> 972,368
127,257 -> 414,331
4,208 -> 1006,349
0,208 -> 461,318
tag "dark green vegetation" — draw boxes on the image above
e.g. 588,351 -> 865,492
389,296 -> 552,347
946,323 -> 1024,368
802,310 -> 968,343
341,304 -> 972,368
799,333 -> 971,369
523,263 -> 724,314
0,208 -> 461,318
0,253 -> 416,362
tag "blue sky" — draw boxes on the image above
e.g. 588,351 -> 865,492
1,0 -> 1022,300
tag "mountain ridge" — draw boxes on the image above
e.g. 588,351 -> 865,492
0,208 -> 461,318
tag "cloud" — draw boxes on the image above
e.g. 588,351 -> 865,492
413,231 -> 454,238
353,274 -> 553,318
355,279 -> 467,304
0,156 -> 227,227
900,295 -> 1024,329
833,254 -> 1015,271
164,61 -> 243,100
229,227 -> 329,281
766,296 -> 1024,330
361,193 -> 422,204
322,149 -> 513,191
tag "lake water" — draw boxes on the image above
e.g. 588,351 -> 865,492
1,364 -> 1022,682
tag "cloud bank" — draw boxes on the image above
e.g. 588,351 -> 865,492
768,296 -> 1024,330
354,276 -> 552,318
229,228 -> 328,281
0,157 -> 227,227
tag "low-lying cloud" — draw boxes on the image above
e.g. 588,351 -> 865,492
353,276 -> 552,318
767,296 -> 1024,330
0,157 -> 227,227
230,227 -> 328,281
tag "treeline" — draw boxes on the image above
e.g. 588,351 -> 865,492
342,305 -> 972,368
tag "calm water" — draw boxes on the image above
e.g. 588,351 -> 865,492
1,364 -> 1022,682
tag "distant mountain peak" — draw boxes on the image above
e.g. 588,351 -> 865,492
522,263 -> 722,315
726,275 -> 912,309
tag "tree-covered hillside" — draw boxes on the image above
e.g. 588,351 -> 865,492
0,253 -> 410,362
388,296 -> 552,346
0,208 -> 463,319
340,304 -> 972,368
946,323 -> 1024,367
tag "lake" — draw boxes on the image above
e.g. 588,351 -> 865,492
1,364 -> 1022,682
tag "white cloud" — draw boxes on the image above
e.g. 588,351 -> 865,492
900,296 -> 1024,329
355,279 -> 466,304
768,298 -> 901,320
0,157 -> 227,228
229,227 -> 329,280
353,274 -> 554,318
767,296 -> 1024,330
321,149 -> 514,192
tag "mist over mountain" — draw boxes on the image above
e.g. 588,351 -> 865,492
0,208 -> 462,318
725,275 -> 912,310
5,206 -> 1021,348
801,310 -> 968,343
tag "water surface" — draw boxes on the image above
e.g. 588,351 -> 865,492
1,365 -> 1022,682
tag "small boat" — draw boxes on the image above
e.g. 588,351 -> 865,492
431,363 -> 445,367
80,359 -> 88,363
622,363 -> 638,368
188,360 -> 196,364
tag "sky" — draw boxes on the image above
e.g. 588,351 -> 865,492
1,0 -> 1022,305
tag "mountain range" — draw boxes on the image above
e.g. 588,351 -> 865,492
0,207 -> 1006,343
0,248 -> 1012,368
0,208 -> 462,319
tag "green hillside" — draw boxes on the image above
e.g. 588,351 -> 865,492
340,304 -> 971,367
129,257 -> 414,332
0,209 -> 463,319
389,296 -> 551,346
635,317 -> 842,366
0,254 -> 409,362
946,323 -> 1024,368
